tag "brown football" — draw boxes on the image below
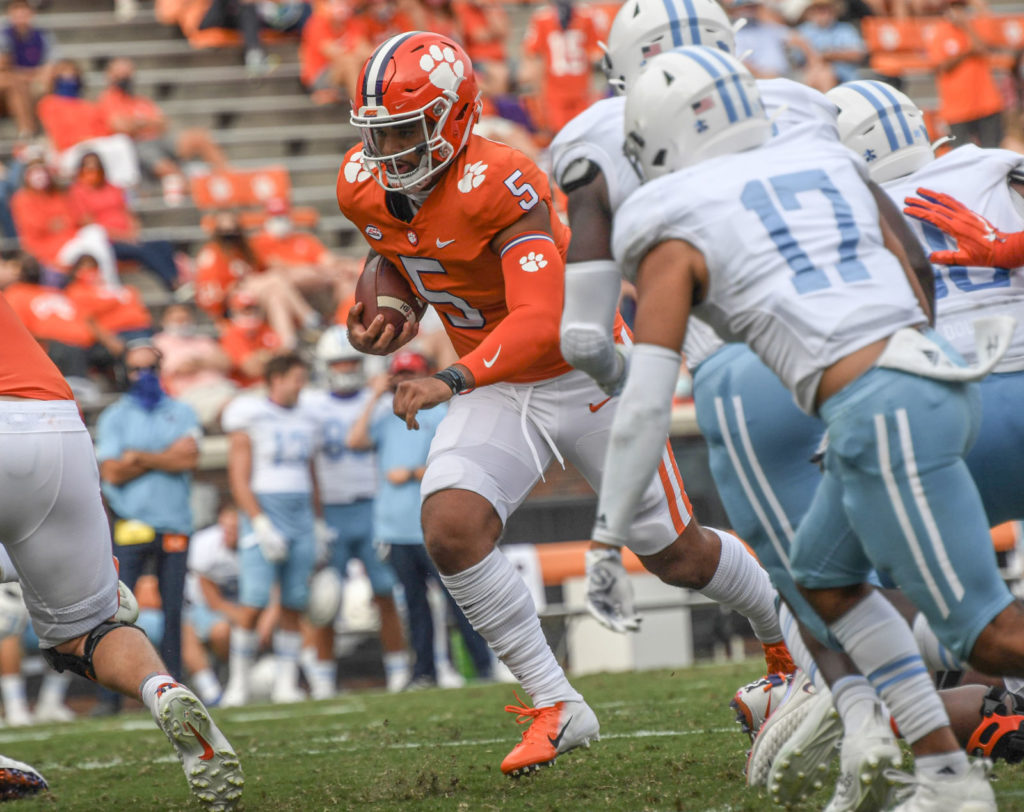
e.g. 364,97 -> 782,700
354,254 -> 428,332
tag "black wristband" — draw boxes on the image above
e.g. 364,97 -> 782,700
433,367 -> 468,394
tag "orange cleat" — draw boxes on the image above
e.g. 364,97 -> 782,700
762,640 -> 796,675
500,692 -> 600,776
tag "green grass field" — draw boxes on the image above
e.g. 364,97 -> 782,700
7,660 -> 1024,811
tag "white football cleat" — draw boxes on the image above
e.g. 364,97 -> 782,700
270,683 -> 307,705
745,670 -> 816,787
730,671 -> 794,742
218,681 -> 249,709
824,702 -> 902,812
33,702 -> 75,724
3,705 -> 32,728
768,685 -> 842,805
0,754 -> 47,800
153,682 -> 243,811
436,662 -> 466,689
889,758 -> 996,811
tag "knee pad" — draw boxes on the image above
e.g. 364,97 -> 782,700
42,620 -> 144,681
560,323 -> 618,381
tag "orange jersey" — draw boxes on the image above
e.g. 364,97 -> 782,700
523,6 -> 600,98
251,231 -> 329,268
65,279 -> 152,334
194,242 -> 258,318
0,289 -> 74,400
220,322 -> 282,388
4,282 -> 95,349
336,135 -> 571,385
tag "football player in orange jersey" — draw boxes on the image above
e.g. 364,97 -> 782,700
338,31 -> 788,776
0,295 -> 242,809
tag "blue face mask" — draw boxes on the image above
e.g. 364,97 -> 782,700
53,77 -> 81,98
128,370 -> 165,411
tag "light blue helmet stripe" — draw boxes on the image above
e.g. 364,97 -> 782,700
678,0 -> 704,44
705,48 -> 751,117
866,80 -> 915,146
677,47 -> 737,123
661,0 -> 685,46
848,82 -> 899,152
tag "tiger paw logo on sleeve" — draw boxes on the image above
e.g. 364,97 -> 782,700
458,161 -> 488,193
343,151 -> 372,184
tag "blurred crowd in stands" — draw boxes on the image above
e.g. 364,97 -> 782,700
0,0 -> 1017,720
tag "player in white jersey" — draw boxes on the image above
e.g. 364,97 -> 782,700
605,46 -> 1009,809
301,327 -> 406,698
220,352 -> 321,707
830,80 -> 1024,531
552,0 -> 794,676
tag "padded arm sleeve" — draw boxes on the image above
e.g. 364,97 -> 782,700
593,343 -> 681,546
460,232 -> 565,387
560,259 -> 623,388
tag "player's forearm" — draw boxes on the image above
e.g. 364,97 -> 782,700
136,439 -> 199,473
593,344 -> 681,545
99,457 -> 148,486
460,304 -> 561,386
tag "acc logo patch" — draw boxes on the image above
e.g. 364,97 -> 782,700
365,225 -> 383,240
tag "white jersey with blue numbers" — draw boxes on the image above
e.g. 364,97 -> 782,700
301,388 -> 377,505
221,394 -> 321,495
551,79 -> 840,369
882,144 -> 1024,372
613,122 -> 926,414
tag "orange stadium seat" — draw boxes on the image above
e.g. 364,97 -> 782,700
861,17 -> 937,76
192,166 -> 319,230
533,541 -> 644,587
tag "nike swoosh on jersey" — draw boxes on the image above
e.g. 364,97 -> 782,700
483,346 -> 502,368
588,396 -> 612,413
436,238 -> 456,248
548,715 -> 574,750
187,722 -> 216,761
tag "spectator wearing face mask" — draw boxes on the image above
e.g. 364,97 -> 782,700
0,0 -> 55,138
97,59 -> 229,207
35,60 -> 109,153
153,303 -> 238,428
195,210 -> 322,349
219,289 -> 283,387
250,198 -> 361,303
95,339 -> 202,682
69,152 -> 184,290
10,157 -> 121,288
63,254 -> 153,344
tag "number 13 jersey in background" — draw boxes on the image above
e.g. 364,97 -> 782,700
613,121 -> 925,414
336,134 -> 572,384
221,394 -> 321,495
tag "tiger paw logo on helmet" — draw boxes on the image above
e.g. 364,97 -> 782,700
420,44 -> 465,91
519,252 -> 547,272
344,150 -> 371,184
457,161 -> 488,193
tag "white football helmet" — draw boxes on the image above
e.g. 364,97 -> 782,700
827,80 -> 933,184
624,47 -> 770,181
603,0 -> 735,94
315,326 -> 366,394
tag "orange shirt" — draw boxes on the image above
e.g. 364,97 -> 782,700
65,278 -> 152,334
195,242 -> 257,318
336,134 -> 571,385
219,321 -> 282,388
36,95 -> 111,152
251,230 -> 329,268
0,290 -> 74,400
69,181 -> 135,239
927,19 -> 1005,125
3,282 -> 95,349
454,1 -> 507,64
299,9 -> 359,87
523,6 -> 599,101
96,87 -> 165,141
10,187 -> 81,267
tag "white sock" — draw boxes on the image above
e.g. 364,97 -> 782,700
912,613 -> 964,673
916,750 -> 969,780
139,672 -> 178,715
441,548 -> 582,707
299,646 -> 318,684
832,675 -> 879,733
829,591 -> 948,744
0,675 -> 28,716
700,528 -> 783,643
227,627 -> 258,690
272,630 -> 302,693
37,671 -> 71,707
191,668 -> 222,704
778,603 -> 827,692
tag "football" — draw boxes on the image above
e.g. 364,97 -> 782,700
354,254 -> 428,332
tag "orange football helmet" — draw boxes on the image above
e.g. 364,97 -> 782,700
350,31 -> 482,193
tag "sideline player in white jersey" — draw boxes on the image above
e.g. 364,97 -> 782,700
221,352 -> 321,707
552,0 -> 796,674
301,326 -> 408,698
0,295 -> 242,809
604,46 -> 1012,809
